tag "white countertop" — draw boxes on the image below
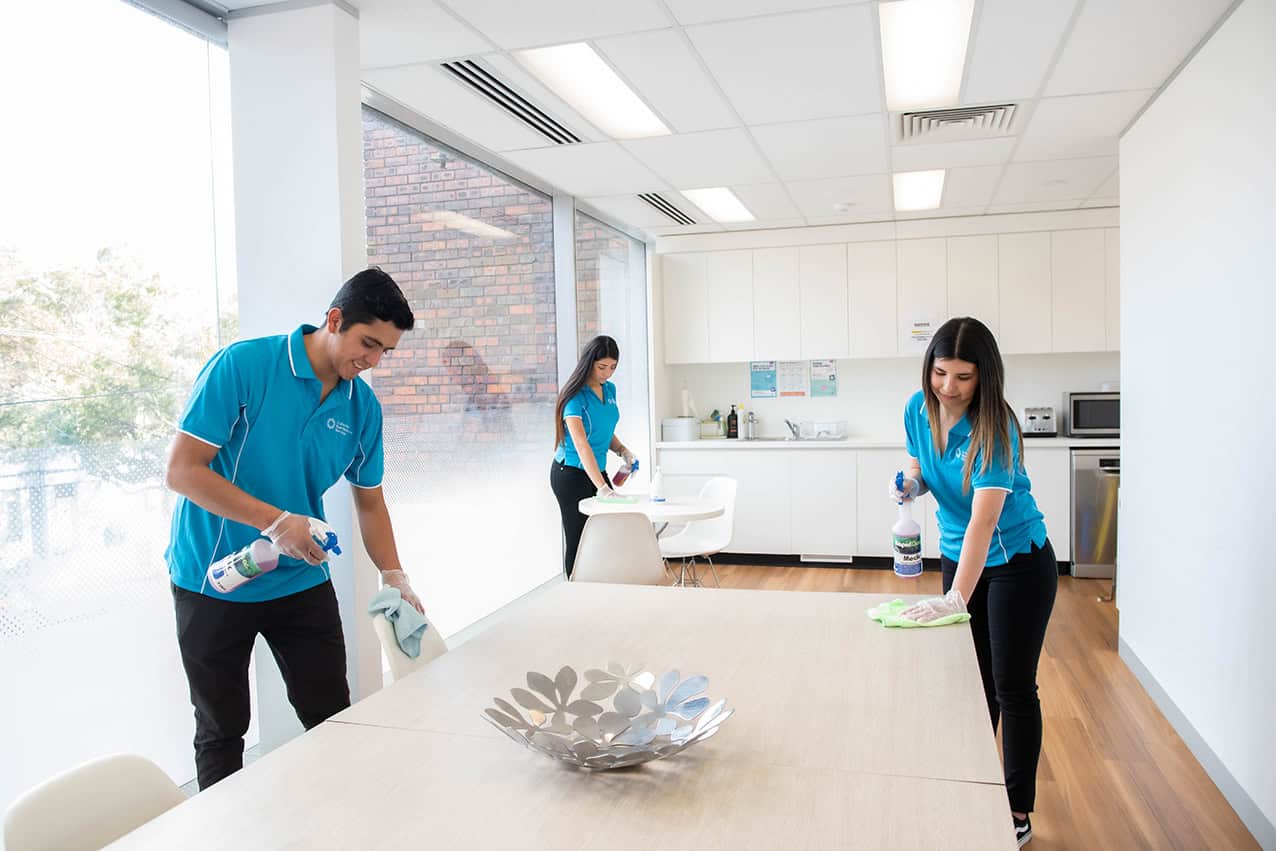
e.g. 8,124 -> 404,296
657,436 -> 1119,450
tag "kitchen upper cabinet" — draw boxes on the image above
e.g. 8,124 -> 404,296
1023,445 -> 1070,561
706,250 -> 754,363
847,241 -> 898,359
897,238 -> 947,356
1105,229 -> 1120,350
791,450 -> 856,557
998,233 -> 1052,354
946,235 -> 999,338
662,253 -> 708,364
798,244 -> 849,359
753,247 -> 802,360
1051,229 -> 1106,352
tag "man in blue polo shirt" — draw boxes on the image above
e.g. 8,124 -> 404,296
164,267 -> 423,789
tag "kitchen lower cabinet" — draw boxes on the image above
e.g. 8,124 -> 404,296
856,449 -> 940,559
790,450 -> 856,558
1022,445 -> 1071,561
658,448 -> 792,555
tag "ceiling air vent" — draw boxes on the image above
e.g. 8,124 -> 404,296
638,193 -> 696,226
441,59 -> 582,145
898,103 -> 1018,144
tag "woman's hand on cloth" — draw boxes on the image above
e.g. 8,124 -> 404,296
898,588 -> 967,623
381,569 -> 424,614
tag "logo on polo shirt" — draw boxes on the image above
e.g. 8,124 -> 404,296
327,418 -> 352,436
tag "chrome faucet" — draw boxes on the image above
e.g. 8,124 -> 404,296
784,418 -> 800,440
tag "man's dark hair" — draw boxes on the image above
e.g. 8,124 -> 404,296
329,267 -> 415,331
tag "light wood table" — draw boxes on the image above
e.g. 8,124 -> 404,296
112,721 -> 1016,850
334,583 -> 1004,785
111,583 -> 1015,850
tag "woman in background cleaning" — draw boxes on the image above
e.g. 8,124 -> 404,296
549,335 -> 637,579
888,316 -> 1055,848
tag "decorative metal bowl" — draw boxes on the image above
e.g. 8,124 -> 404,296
482,662 -> 734,770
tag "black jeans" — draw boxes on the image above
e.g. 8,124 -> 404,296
942,540 -> 1057,814
549,460 -> 609,578
172,581 -> 350,790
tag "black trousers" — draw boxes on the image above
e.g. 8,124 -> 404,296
549,460 -> 610,578
172,581 -> 350,790
942,540 -> 1057,814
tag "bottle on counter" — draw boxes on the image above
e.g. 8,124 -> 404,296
891,473 -> 922,578
727,404 -> 738,439
649,466 -> 666,502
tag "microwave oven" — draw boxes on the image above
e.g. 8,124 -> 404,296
1067,391 -> 1119,438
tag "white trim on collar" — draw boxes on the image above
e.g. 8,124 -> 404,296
348,380 -> 353,400
287,337 -> 299,377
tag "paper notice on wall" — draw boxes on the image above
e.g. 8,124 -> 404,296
778,361 -> 808,397
750,361 -> 777,398
810,359 -> 837,397
907,317 -> 940,350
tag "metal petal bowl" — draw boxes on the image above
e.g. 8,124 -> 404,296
482,662 -> 734,771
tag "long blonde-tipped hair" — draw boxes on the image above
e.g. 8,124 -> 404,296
922,317 -> 1024,493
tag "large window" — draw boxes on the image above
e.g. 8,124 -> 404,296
0,1 -> 237,806
363,109 -> 559,635
574,212 -> 651,484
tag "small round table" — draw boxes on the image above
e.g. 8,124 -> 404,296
577,495 -> 725,587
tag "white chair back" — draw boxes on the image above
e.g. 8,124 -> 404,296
695,476 -> 738,552
372,611 -> 449,683
4,754 -> 186,851
572,513 -> 666,585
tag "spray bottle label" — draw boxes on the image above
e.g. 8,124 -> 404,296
893,533 -> 922,577
209,550 -> 261,592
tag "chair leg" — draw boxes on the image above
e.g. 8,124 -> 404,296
685,556 -> 702,588
662,559 -> 675,584
705,555 -> 721,589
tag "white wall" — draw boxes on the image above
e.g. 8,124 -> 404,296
1120,0 -> 1276,844
663,352 -> 1118,440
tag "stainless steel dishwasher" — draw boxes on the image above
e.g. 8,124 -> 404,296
1070,447 -> 1119,578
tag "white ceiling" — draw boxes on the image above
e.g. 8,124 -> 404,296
217,0 -> 1235,237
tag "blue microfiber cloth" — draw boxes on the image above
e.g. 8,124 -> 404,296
368,587 -> 430,658
867,599 -> 972,629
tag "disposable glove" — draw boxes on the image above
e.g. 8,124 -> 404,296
898,588 -> 967,624
381,569 -> 424,614
621,449 -> 637,467
596,485 -> 619,499
887,471 -> 921,502
264,511 -> 328,565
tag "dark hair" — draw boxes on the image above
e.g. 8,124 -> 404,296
922,317 -> 1023,493
329,267 -> 414,331
554,335 -> 620,448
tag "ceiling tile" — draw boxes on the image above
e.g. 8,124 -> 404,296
1014,90 -> 1152,161
731,183 -> 803,220
595,30 -> 738,133
722,218 -> 809,231
359,0 -> 493,68
580,194 -> 688,229
437,0 -> 670,49
502,143 -> 667,196
941,165 -> 1004,208
1092,170 -> 1119,198
784,174 -> 893,219
687,6 -> 881,124
806,211 -> 896,226
649,223 -> 725,235
962,0 -> 1078,103
623,129 -> 775,187
992,156 -> 1116,205
751,114 -> 887,181
665,0 -> 865,26
895,207 -> 987,220
1044,0 -> 1234,96
891,137 -> 1017,172
363,64 -> 550,151
986,201 -> 1082,214
480,54 -> 606,145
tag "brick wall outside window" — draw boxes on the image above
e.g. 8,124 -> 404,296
362,110 -> 557,475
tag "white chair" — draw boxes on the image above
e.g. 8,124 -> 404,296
4,754 -> 186,851
571,512 -> 666,585
372,610 -> 449,682
659,476 -> 737,588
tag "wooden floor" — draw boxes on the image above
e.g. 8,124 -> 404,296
705,563 -> 1259,850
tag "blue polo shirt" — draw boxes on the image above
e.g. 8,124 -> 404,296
903,390 -> 1046,565
554,381 -> 619,471
165,325 -> 385,602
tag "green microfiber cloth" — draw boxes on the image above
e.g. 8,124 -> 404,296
597,495 -> 639,504
866,599 -> 971,628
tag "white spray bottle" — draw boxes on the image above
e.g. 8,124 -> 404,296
892,472 -> 922,578
207,519 -> 341,593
